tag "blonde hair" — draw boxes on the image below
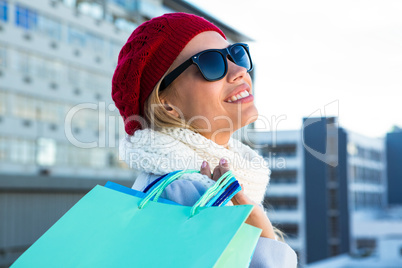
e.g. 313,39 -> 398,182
144,76 -> 286,242
143,74 -> 199,132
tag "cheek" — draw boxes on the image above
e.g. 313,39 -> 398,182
180,79 -> 223,108
183,89 -> 221,118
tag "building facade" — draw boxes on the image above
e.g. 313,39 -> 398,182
0,1 -> 252,266
243,117 -> 389,266
386,128 -> 402,206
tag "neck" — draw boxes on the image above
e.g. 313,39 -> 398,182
200,130 -> 232,149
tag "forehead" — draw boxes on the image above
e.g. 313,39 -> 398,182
172,31 -> 229,69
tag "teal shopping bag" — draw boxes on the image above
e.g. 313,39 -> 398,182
12,170 -> 262,268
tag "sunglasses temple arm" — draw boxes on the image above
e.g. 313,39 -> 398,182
159,59 -> 193,91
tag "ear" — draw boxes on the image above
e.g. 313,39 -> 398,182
160,98 -> 180,118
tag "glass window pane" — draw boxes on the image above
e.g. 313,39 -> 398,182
68,26 -> 86,47
67,65 -> 82,87
0,0 -> 8,22
37,138 -> 56,166
0,90 -> 7,115
15,5 -> 37,30
0,136 -> 7,161
9,138 -> 19,162
0,44 -> 7,69
87,32 -> 103,51
37,14 -> 62,40
90,148 -> 107,167
33,55 -> 46,79
16,50 -> 32,76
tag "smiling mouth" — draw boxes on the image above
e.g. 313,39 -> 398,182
224,89 -> 250,103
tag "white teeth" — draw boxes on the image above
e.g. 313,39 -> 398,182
225,90 -> 249,102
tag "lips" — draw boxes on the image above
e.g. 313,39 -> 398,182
224,84 -> 252,103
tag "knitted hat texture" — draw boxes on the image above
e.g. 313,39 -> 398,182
111,13 -> 226,135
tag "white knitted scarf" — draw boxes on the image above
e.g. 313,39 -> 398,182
120,127 -> 270,204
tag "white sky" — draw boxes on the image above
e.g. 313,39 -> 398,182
187,0 -> 402,138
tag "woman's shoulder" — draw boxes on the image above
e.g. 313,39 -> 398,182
251,237 -> 298,267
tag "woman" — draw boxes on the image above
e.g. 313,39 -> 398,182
112,13 -> 297,267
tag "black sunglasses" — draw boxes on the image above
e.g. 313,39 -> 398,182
159,43 -> 253,91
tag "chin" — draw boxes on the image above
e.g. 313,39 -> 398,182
241,106 -> 259,128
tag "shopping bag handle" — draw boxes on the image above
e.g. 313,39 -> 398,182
138,170 -> 199,209
138,169 -> 238,217
190,170 -> 236,217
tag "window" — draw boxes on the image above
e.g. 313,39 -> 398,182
350,165 -> 356,180
270,170 -> 297,184
39,100 -> 60,123
261,144 -> 297,157
329,189 -> 338,210
330,245 -> 339,256
356,238 -> 376,253
32,55 -> 47,79
329,215 -> 339,238
87,32 -> 103,52
90,148 -> 107,167
47,60 -> 64,82
278,223 -> 298,238
13,94 -> 36,119
86,108 -> 99,132
347,143 -> 357,155
354,191 -> 364,210
365,193 -> 382,208
37,138 -> 56,166
370,150 -> 382,161
0,136 -> 7,160
0,90 -> 6,115
77,1 -> 103,20
71,107 -> 87,129
22,139 -> 35,164
67,65 -> 82,87
353,166 -> 383,184
107,151 -> 117,167
328,166 -> 338,182
68,26 -> 87,47
112,0 -> 127,6
10,137 -> 35,164
37,14 -> 62,40
55,142 -> 68,166
85,71 -> 97,91
0,0 -> 7,22
264,197 -> 298,210
67,145 -> 90,167
114,18 -> 137,33
0,45 -> 6,69
15,4 -> 37,30
15,50 -> 33,77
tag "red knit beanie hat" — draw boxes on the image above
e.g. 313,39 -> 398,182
111,13 -> 226,136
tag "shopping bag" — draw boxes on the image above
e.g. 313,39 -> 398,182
12,170 -> 262,268
104,181 -> 179,205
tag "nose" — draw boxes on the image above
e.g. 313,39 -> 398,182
226,57 -> 248,83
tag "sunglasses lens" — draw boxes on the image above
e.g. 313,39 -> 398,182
230,45 -> 251,70
198,51 -> 226,80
